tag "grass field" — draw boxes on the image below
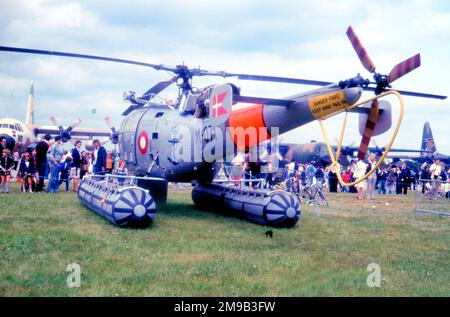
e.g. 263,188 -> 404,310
0,183 -> 449,296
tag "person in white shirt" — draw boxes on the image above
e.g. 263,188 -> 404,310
353,159 -> 367,200
260,146 -> 283,188
429,159 -> 442,196
231,151 -> 244,183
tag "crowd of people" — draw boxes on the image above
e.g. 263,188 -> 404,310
0,135 -> 126,194
2,134 -> 449,199
228,147 -> 450,200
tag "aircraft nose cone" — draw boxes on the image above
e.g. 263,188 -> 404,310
0,134 -> 15,152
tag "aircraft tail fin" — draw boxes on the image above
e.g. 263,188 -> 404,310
25,83 -> 34,127
421,121 -> 436,156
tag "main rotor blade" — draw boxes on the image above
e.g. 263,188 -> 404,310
218,72 -> 334,86
0,45 -> 176,72
140,76 -> 178,101
388,54 -> 421,84
346,25 -> 376,73
362,86 -> 447,99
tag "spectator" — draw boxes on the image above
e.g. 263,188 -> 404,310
35,134 -> 51,192
399,162 -> 411,195
80,151 -> 89,180
230,151 -> 244,185
59,155 -> 73,192
377,166 -> 387,194
419,161 -> 430,194
71,140 -> 82,192
287,160 -> 296,178
92,139 -> 107,175
305,162 -> 317,187
325,163 -> 339,193
366,154 -> 377,200
244,150 -> 261,187
386,165 -> 398,195
429,159 -> 442,197
1,149 -> 14,193
19,152 -> 35,193
0,137 -> 7,153
341,167 -> 352,193
260,145 -> 282,188
315,166 -> 324,187
114,158 -> 128,185
353,159 -> 367,200
30,148 -> 39,192
106,151 -> 113,174
47,136 -> 64,193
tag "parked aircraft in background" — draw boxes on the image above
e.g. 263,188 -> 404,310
0,84 -> 114,153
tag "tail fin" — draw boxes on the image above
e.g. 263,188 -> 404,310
25,83 -> 34,127
421,122 -> 436,156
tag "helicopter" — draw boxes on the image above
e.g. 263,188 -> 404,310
0,25 -> 446,227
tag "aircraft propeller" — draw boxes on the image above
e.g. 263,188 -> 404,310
104,116 -> 119,144
48,115 -> 82,143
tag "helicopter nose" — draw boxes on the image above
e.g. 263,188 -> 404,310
0,134 -> 15,152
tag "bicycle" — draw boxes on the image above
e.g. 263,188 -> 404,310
282,177 -> 329,207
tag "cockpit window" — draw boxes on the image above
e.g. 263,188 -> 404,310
15,124 -> 22,131
9,124 -> 14,130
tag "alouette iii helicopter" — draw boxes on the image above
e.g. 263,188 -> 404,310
0,26 -> 446,228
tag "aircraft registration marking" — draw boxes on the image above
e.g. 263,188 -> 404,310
309,91 -> 348,118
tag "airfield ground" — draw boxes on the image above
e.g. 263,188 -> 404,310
0,184 -> 448,296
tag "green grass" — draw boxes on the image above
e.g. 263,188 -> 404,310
0,183 -> 449,296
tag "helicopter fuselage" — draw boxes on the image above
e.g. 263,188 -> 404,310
118,85 -> 363,183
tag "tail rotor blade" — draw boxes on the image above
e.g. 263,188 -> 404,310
346,25 -> 376,73
357,100 -> 380,160
388,53 -> 421,84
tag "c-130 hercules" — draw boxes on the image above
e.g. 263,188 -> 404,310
0,26 -> 446,228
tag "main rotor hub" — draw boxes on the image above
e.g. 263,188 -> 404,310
373,73 -> 390,95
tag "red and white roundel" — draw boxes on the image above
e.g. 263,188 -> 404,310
137,131 -> 149,155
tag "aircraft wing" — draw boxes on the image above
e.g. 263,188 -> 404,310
338,145 -> 433,155
34,125 -> 110,138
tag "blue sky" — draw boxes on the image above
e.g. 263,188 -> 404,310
0,0 -> 449,153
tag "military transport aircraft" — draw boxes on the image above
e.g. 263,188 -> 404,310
0,84 -> 116,152
389,122 -> 449,164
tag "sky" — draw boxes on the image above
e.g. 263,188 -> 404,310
0,0 -> 449,154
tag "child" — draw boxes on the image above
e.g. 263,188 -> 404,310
19,152 -> 35,193
59,155 -> 73,192
114,159 -> 128,186
1,149 -> 14,193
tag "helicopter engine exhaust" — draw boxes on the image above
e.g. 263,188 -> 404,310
192,183 -> 301,228
78,177 -> 156,228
